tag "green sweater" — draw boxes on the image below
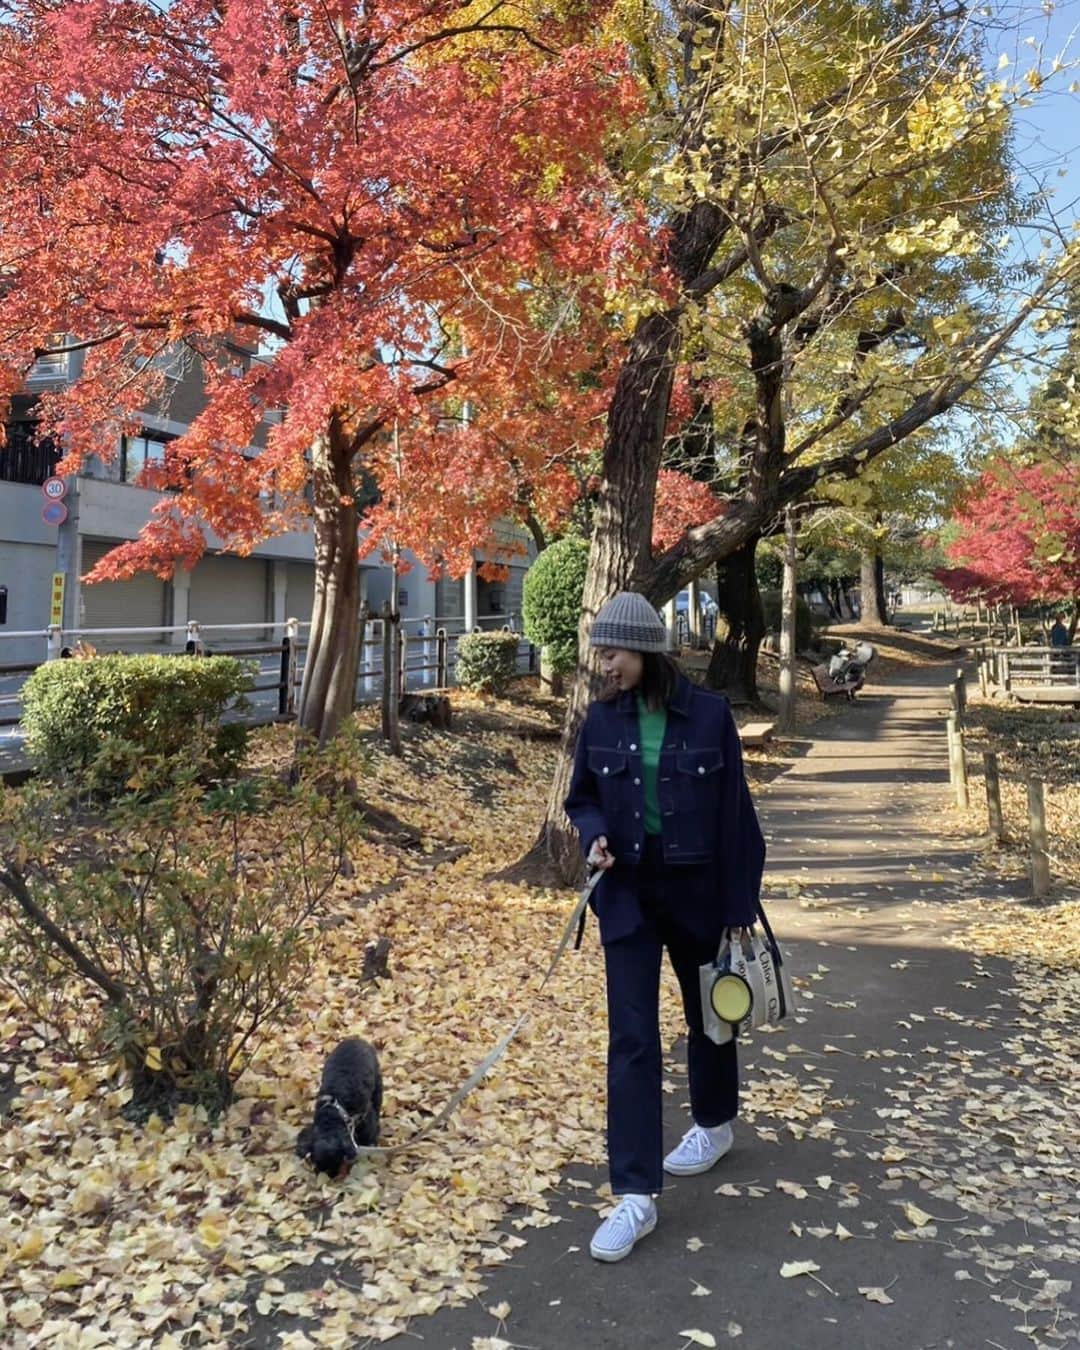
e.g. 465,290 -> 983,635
635,693 -> 668,835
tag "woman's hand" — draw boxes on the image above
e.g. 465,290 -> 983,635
587,836 -> 616,870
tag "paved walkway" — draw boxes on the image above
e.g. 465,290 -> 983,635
409,658 -> 1079,1350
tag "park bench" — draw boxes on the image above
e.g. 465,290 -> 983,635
810,663 -> 862,702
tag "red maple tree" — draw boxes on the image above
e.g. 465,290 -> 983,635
0,0 -> 647,740
935,459 -> 1080,622
652,469 -> 725,554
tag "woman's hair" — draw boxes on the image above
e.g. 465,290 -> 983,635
598,650 -> 680,708
639,651 -> 681,710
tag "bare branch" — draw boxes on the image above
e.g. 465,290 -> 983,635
232,310 -> 292,342
371,23 -> 558,69
0,865 -> 128,1006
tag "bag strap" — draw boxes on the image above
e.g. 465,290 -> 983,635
754,896 -> 783,959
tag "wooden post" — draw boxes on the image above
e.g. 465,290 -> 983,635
949,676 -> 964,729
945,714 -> 957,791
953,728 -> 969,809
977,660 -> 988,697
946,714 -> 968,808
1027,776 -> 1050,898
983,751 -> 1004,843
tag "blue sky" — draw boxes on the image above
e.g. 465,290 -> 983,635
1006,2 -> 1080,207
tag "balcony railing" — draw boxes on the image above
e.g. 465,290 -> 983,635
0,424 -> 60,486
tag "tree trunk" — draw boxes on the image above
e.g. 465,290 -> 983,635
705,534 -> 764,704
298,414 -> 361,745
859,548 -> 889,626
538,309 -> 684,881
777,507 -> 797,735
841,580 -> 857,619
539,647 -> 564,697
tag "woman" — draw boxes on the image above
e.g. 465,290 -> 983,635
564,591 -> 766,1262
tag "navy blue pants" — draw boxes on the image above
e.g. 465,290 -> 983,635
604,837 -> 739,1195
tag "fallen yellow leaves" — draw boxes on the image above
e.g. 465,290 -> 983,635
900,1201 -> 935,1230
0,700 -> 658,1345
858,1284 -> 895,1304
779,1259 -> 820,1278
940,695 -> 1080,891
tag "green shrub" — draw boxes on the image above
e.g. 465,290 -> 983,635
760,590 -> 817,652
522,536 -> 589,676
0,734 -> 362,1120
21,653 -> 253,783
454,630 -> 520,695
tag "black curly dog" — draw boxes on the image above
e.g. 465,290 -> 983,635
296,1038 -> 383,1176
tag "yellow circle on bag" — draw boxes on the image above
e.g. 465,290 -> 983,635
710,971 -> 753,1024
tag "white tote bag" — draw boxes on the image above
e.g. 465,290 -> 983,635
699,908 -> 796,1047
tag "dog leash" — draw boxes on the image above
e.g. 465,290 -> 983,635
352,866 -> 603,1157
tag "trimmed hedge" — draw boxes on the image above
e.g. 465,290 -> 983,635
21,654 -> 254,781
454,630 -> 520,695
522,536 -> 589,677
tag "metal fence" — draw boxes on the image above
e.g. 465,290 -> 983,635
0,613 -> 535,732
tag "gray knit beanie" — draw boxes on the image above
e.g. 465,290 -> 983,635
589,591 -> 667,652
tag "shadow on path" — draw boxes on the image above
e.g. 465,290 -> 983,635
255,656 -> 1079,1350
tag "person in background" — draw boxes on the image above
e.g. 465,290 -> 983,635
1049,614 -> 1070,648
564,591 -> 766,1263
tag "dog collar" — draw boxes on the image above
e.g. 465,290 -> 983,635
315,1094 -> 359,1151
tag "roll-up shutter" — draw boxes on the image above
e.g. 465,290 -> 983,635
285,562 -> 315,627
81,540 -> 168,636
188,556 -> 268,634
435,577 -> 464,628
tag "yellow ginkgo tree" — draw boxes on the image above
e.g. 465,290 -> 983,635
540,0 -> 1080,872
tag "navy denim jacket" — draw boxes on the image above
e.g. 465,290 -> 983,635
564,674 -> 766,943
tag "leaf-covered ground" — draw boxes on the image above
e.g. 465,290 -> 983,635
941,693 -> 1080,893
2,668 -> 1077,1348
0,696 -> 610,1345
0,669 -> 836,1348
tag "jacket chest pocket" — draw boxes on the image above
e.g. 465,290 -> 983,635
588,748 -> 629,783
673,749 -> 724,810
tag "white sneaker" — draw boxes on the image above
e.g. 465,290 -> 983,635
589,1194 -> 657,1262
663,1122 -> 733,1176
